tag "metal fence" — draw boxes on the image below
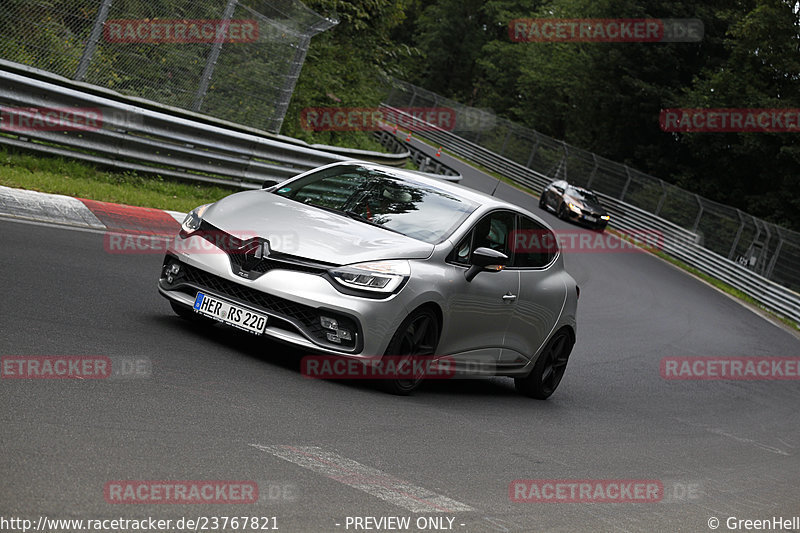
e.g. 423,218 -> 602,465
0,66 -> 457,191
0,0 -> 335,133
384,79 -> 800,294
372,130 -> 461,180
377,103 -> 800,324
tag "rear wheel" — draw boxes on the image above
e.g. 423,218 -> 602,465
515,329 -> 574,399
381,308 -> 440,395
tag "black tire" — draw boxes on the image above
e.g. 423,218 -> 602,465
515,328 -> 574,399
381,308 -> 440,395
557,203 -> 567,220
170,301 -> 214,324
538,194 -> 547,209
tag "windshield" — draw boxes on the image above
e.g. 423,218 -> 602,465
273,165 -> 478,244
569,187 -> 601,205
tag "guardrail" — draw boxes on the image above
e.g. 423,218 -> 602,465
0,59 -> 413,167
0,66 -> 460,191
379,104 -> 800,325
373,130 -> 461,181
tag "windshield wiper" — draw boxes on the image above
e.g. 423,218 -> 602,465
342,210 -> 403,235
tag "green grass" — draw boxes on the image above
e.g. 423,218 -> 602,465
0,147 -> 233,212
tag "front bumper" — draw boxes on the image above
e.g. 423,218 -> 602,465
158,244 -> 406,357
566,209 -> 608,230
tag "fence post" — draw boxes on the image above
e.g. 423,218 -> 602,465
192,0 -> 238,113
764,224 -> 784,279
525,133 -> 540,169
74,0 -> 113,81
499,127 -> 512,156
728,209 -> 746,260
755,220 -> 770,275
549,145 -> 567,179
408,87 -> 417,108
692,195 -> 704,233
765,231 -> 783,280
749,215 -> 762,262
620,166 -> 632,201
654,179 -> 667,216
585,154 -> 598,188
271,31 -> 313,132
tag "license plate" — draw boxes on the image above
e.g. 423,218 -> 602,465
193,292 -> 267,335
584,215 -> 597,223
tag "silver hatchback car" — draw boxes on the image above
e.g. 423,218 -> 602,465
158,162 -> 578,397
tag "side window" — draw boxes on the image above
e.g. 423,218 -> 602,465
473,211 -> 515,258
512,216 -> 557,268
448,211 -> 516,266
450,232 -> 473,266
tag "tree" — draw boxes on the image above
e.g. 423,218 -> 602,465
281,0 -> 419,148
673,0 -> 800,229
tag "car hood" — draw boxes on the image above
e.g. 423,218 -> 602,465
569,195 -> 607,215
202,190 -> 434,265
582,199 -> 608,215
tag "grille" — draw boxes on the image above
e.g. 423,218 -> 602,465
169,260 -> 358,350
196,222 -> 329,279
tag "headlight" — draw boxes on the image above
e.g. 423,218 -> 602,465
567,202 -> 582,213
181,204 -> 211,234
329,260 -> 410,294
600,215 -> 610,221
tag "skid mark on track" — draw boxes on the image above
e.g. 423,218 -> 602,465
249,444 -> 474,513
674,418 -> 791,456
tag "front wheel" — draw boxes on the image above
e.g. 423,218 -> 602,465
515,329 -> 574,399
538,195 -> 547,209
381,308 -> 440,395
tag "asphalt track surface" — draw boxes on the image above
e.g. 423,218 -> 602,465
1,146 -> 799,532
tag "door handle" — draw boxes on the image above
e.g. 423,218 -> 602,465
502,292 -> 517,302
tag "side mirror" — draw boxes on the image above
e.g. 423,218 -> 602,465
465,247 -> 508,282
262,180 -> 278,190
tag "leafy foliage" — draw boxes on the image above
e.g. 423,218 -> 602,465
1,0 -> 797,228
389,0 -> 800,230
